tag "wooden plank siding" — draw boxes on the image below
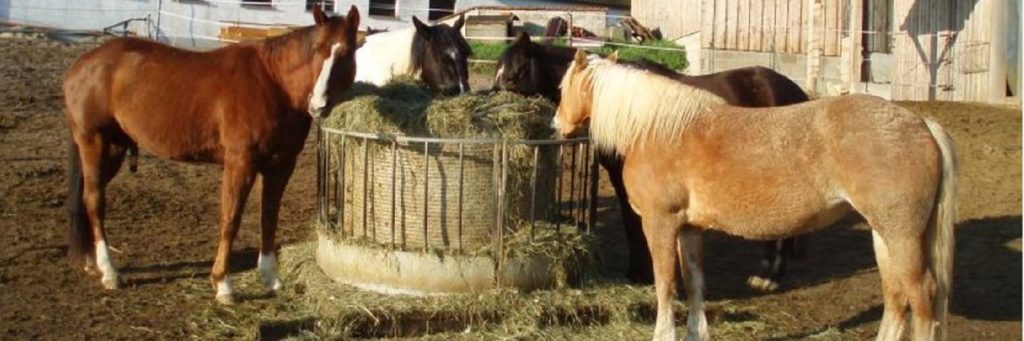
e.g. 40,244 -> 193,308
892,0 -> 994,101
694,0 -> 845,56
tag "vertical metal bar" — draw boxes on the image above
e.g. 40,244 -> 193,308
457,143 -> 465,253
554,144 -> 564,232
334,136 -> 343,230
577,142 -> 589,228
567,143 -> 578,229
492,143 -> 500,257
587,142 -> 599,235
339,135 -> 347,236
316,128 -> 324,225
391,140 -> 398,248
324,132 -> 333,227
362,137 -> 369,240
422,142 -> 430,250
529,145 -> 539,243
496,141 -> 509,274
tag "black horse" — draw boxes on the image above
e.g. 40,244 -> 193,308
494,32 -> 809,291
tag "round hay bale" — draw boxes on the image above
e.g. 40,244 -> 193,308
322,79 -> 560,254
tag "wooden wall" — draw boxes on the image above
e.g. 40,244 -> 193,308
892,0 -> 996,101
632,0 -> 699,40
697,0 -> 846,56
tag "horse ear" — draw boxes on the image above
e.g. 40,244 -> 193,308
573,49 -> 588,68
312,6 -> 327,25
412,16 -> 431,40
346,5 -> 360,31
607,51 -> 619,63
452,15 -> 465,31
514,31 -> 531,45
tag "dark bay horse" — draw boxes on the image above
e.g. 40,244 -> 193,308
355,15 -> 471,95
555,51 -> 956,341
494,32 -> 809,290
63,6 -> 361,304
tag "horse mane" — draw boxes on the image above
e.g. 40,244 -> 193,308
567,61 -> 728,153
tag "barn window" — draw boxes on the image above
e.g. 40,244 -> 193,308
429,0 -> 455,21
306,0 -> 335,12
242,0 -> 273,8
369,0 -> 397,17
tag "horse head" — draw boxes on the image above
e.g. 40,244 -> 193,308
411,15 -> 470,96
494,31 -> 574,101
306,5 -> 360,117
553,49 -> 596,138
494,32 -> 540,95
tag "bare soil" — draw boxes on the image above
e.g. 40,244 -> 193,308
0,37 -> 1019,340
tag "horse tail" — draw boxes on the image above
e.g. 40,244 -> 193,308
67,136 -> 93,268
923,117 -> 957,340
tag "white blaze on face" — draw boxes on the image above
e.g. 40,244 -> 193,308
308,43 -> 343,117
449,49 -> 466,94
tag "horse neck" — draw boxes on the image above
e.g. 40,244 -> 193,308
257,29 -> 320,112
587,65 -> 723,153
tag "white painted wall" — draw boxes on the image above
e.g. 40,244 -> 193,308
1,0 -> 626,48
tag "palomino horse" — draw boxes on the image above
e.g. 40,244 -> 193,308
63,6 -> 361,304
355,15 -> 470,95
554,51 -> 956,341
495,31 -> 809,290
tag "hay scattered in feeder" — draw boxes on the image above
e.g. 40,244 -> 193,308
324,77 -> 556,140
320,79 -> 587,260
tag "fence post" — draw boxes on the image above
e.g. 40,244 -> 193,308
805,0 -> 823,97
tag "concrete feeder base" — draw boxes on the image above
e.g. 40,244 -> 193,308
315,234 -> 570,295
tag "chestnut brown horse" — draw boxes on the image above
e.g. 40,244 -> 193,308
555,51 -> 956,341
64,6 -> 361,304
495,31 -> 809,290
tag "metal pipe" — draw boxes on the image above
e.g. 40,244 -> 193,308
529,145 -> 539,242
422,141 -> 430,250
391,140 -> 398,248
457,143 -> 465,253
361,137 -> 369,239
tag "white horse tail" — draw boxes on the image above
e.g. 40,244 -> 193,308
923,117 -> 957,341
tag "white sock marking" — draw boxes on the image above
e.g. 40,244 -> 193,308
216,277 -> 233,298
95,240 -> 118,287
308,42 -> 342,117
258,253 -> 282,291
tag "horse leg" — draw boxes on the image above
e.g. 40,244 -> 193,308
75,134 -> 125,289
872,230 -> 909,341
257,158 -> 298,293
882,228 -> 937,341
678,228 -> 709,341
748,240 -> 785,292
599,152 -> 652,283
644,214 -> 683,341
210,155 -> 256,305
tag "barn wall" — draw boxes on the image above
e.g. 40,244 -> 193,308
631,0 -> 698,40
697,0 -> 846,56
891,0 -> 999,101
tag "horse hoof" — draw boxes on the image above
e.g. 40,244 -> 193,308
264,279 -> 283,293
215,293 -> 236,305
101,276 -> 121,290
747,276 -> 780,292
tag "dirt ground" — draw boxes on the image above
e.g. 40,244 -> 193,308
0,37 -> 1020,340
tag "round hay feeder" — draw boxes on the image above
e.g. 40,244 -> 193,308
314,82 -> 598,294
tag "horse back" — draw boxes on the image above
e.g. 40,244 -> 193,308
64,37 -> 287,163
629,95 -> 939,236
690,66 -> 808,107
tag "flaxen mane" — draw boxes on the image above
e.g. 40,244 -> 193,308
566,61 -> 728,153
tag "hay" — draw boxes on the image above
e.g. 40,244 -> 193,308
324,77 -> 555,140
320,79 -> 578,257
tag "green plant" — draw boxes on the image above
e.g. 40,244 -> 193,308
595,39 -> 688,72
468,41 -> 507,61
